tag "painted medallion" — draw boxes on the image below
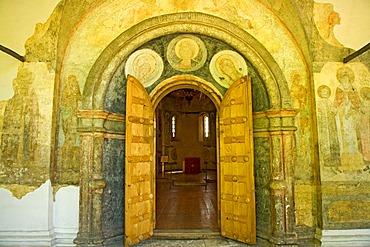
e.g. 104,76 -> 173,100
167,34 -> 207,72
125,48 -> 164,88
210,50 -> 248,88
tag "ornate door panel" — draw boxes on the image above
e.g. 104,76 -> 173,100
219,76 -> 256,244
125,75 -> 155,246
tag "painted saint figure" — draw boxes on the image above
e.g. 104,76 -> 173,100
125,49 -> 164,88
0,67 -> 39,167
167,35 -> 207,72
210,50 -> 248,88
333,66 -> 363,169
216,55 -> 243,83
317,85 -> 340,167
132,53 -> 156,82
359,87 -> 370,164
175,38 -> 199,69
61,75 -> 82,171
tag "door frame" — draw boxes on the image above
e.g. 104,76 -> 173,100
149,75 -> 237,233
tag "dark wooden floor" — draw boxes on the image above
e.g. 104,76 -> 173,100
155,170 -> 218,230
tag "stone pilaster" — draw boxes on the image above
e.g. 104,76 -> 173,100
74,110 -> 125,246
254,109 -> 298,244
269,130 -> 297,244
74,132 -> 106,246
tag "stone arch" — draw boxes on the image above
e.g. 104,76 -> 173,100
149,75 -> 223,110
81,12 -> 291,111
75,12 -> 302,246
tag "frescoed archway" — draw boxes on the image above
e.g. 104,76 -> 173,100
74,13 -> 302,246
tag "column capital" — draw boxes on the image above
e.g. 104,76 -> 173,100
253,108 -> 299,132
78,109 -> 125,134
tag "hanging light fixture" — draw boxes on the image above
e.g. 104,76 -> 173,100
171,89 -> 201,105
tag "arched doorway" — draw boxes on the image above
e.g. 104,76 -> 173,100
124,75 -> 255,246
154,88 -> 218,231
75,13 -> 298,247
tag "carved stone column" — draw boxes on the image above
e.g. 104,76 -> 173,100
74,110 -> 125,246
74,110 -> 109,246
270,130 -> 297,244
74,132 -> 106,246
254,109 -> 298,244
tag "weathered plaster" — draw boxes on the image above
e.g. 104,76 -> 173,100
0,62 -> 55,198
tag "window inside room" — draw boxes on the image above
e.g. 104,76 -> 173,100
204,115 -> 209,138
171,115 -> 176,139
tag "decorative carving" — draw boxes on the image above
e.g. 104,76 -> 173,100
102,139 -> 124,239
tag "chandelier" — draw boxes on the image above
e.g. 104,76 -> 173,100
170,89 -> 201,105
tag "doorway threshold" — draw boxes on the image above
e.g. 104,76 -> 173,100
153,229 -> 220,239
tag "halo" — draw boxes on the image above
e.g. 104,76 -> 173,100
210,50 -> 248,88
174,38 -> 200,59
125,48 -> 164,87
167,34 -> 207,72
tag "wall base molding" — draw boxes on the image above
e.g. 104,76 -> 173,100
0,230 -> 52,246
321,229 -> 370,247
0,227 -> 77,247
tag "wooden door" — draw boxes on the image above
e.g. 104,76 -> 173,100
125,75 -> 155,246
219,76 -> 256,244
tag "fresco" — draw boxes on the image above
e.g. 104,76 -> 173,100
58,74 -> 82,183
313,2 -> 343,47
209,50 -> 248,89
166,34 -> 207,72
315,62 -> 370,180
0,62 -> 54,197
125,49 -> 164,88
290,71 -> 311,174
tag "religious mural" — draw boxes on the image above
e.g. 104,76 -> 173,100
315,62 -> 370,180
290,71 -> 310,171
58,74 -> 82,183
210,50 -> 248,88
125,49 -> 164,88
313,2 -> 343,47
166,34 -> 207,72
1,68 -> 39,167
121,34 -> 262,98
0,63 -> 54,196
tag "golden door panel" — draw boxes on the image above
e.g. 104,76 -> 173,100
219,76 -> 256,244
125,75 -> 155,246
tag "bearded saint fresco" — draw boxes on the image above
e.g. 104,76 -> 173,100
333,67 -> 363,169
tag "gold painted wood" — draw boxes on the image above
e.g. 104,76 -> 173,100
219,76 -> 256,244
125,75 -> 155,246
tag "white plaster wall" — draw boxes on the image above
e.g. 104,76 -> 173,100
52,186 -> 79,247
0,180 -> 79,246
